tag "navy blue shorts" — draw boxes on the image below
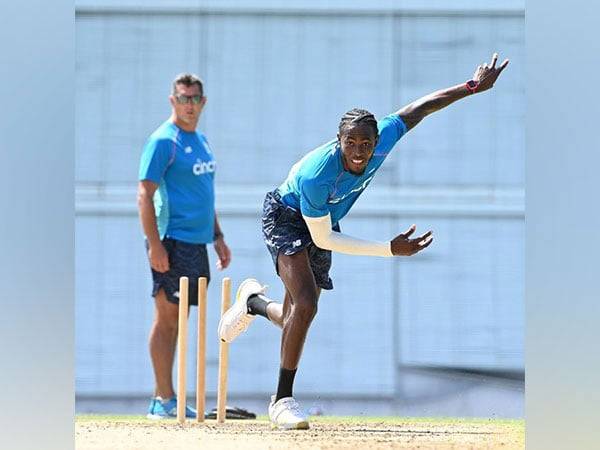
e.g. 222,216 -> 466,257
262,190 -> 338,290
146,237 -> 211,306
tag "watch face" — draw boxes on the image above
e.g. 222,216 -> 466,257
467,80 -> 479,91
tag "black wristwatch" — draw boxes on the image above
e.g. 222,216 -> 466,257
465,79 -> 480,94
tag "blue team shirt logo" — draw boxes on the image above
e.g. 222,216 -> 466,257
192,159 -> 216,175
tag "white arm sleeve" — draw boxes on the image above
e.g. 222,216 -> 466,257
303,214 -> 393,257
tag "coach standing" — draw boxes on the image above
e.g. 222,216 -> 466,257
137,73 -> 231,419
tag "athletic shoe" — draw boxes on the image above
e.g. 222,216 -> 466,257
218,278 -> 267,343
146,396 -> 197,420
268,395 -> 310,430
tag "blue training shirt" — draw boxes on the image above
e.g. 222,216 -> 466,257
277,114 -> 407,226
139,120 -> 216,244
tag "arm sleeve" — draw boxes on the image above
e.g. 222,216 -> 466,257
303,213 -> 393,257
375,114 -> 408,155
138,138 -> 173,183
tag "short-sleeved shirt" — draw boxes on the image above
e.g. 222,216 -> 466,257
139,120 -> 216,244
277,114 -> 407,226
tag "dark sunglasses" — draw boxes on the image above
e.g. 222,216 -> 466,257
174,94 -> 203,105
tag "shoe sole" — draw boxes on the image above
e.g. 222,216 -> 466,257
270,420 -> 310,430
146,413 -> 171,420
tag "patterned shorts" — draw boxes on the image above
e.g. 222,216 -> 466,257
146,237 -> 211,305
262,189 -> 338,290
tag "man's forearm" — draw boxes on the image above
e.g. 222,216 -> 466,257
304,214 -> 393,257
213,213 -> 224,240
396,83 -> 471,131
138,197 -> 162,246
396,53 -> 508,132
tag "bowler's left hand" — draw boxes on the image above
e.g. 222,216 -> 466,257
471,52 -> 509,92
214,237 -> 231,270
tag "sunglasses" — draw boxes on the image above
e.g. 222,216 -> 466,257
174,94 -> 203,105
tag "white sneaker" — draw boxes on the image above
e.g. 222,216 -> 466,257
218,278 -> 267,343
268,395 -> 310,430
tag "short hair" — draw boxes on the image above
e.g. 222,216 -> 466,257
338,108 -> 378,137
172,73 -> 204,97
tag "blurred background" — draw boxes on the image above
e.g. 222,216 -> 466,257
75,0 -> 524,418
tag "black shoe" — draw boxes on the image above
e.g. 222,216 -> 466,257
204,405 -> 257,420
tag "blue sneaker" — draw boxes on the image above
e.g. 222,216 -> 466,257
147,397 -> 157,416
146,396 -> 197,420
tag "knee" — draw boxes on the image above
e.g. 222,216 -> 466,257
154,315 -> 179,338
291,294 -> 318,324
153,290 -> 180,337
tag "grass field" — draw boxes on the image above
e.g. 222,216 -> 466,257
76,415 -> 524,449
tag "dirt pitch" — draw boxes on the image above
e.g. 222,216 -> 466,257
76,416 -> 524,449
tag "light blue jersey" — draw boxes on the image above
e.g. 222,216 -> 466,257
139,121 -> 216,244
277,114 -> 407,225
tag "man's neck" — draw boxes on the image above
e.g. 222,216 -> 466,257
170,115 -> 197,133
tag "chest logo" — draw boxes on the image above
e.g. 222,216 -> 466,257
193,159 -> 216,175
184,146 -> 193,154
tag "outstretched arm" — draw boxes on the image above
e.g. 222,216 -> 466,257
396,52 -> 509,131
304,214 -> 433,257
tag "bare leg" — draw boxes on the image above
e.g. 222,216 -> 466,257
148,289 -> 179,399
266,286 -> 320,329
277,250 -> 321,370
266,302 -> 284,328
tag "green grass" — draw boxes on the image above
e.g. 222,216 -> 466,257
76,414 -> 523,426
310,416 -> 523,425
77,415 -> 149,422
